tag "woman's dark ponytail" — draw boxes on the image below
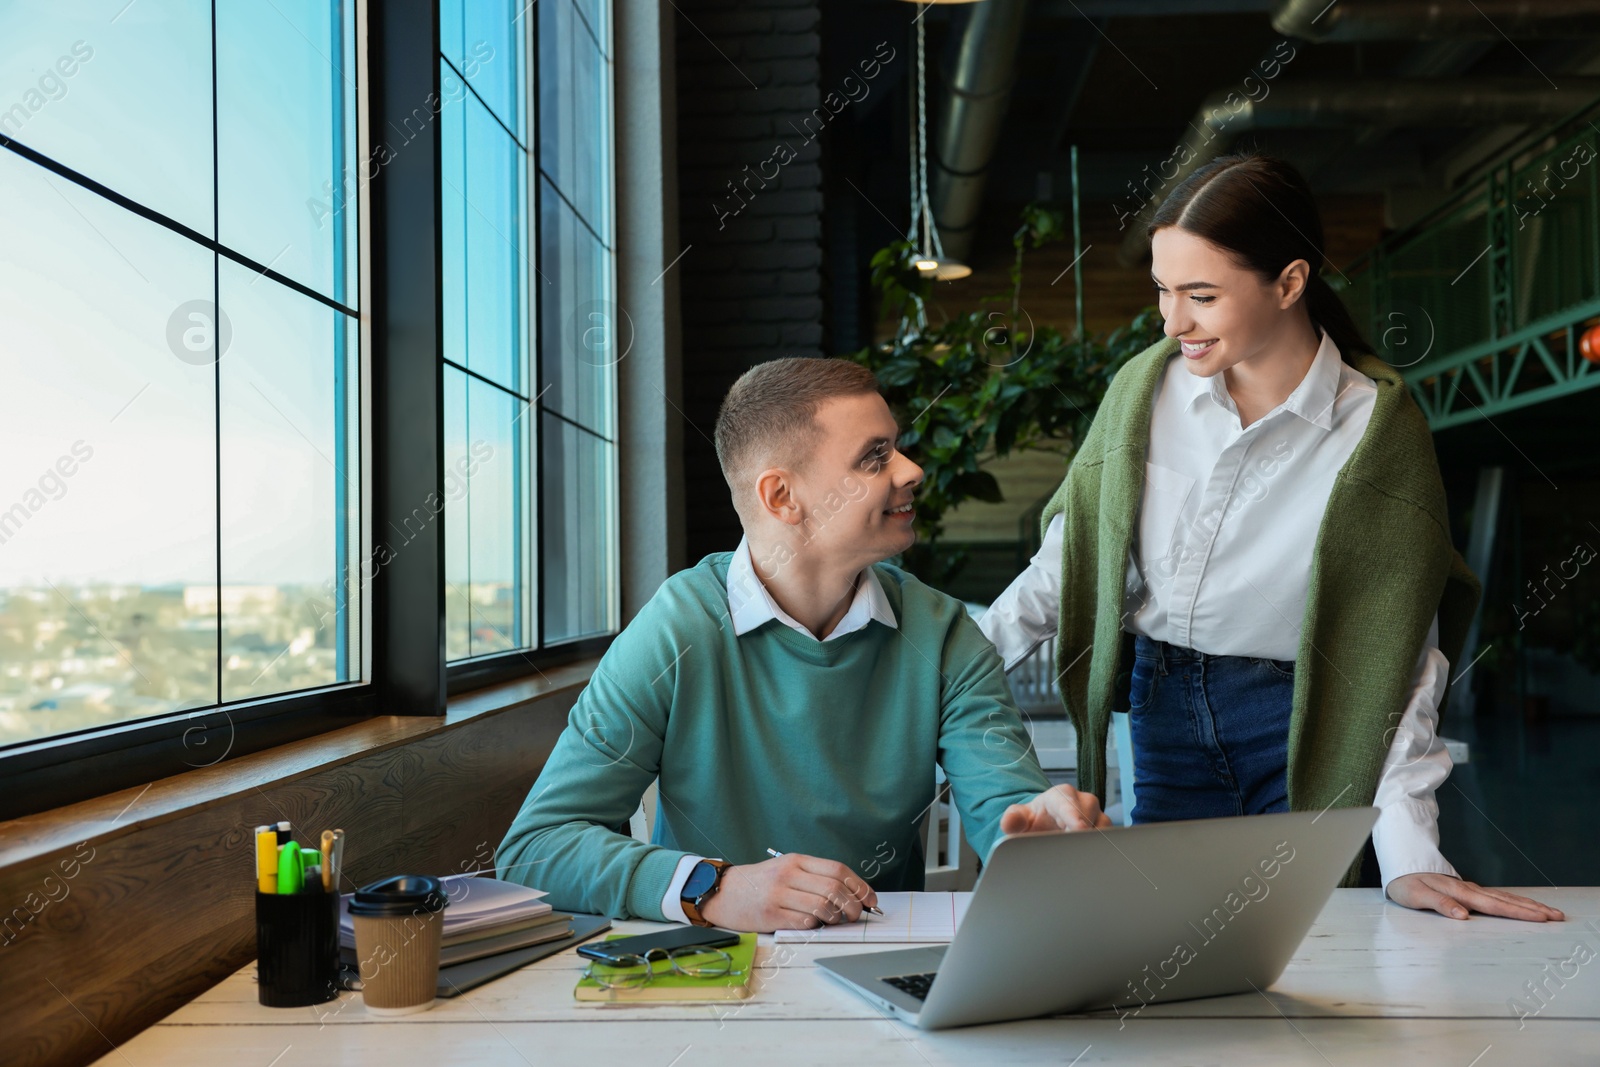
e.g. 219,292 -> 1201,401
1146,152 -> 1371,362
1304,272 -> 1371,362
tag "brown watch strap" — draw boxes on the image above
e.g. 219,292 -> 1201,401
680,859 -> 732,927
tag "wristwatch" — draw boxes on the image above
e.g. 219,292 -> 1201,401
679,858 -> 732,927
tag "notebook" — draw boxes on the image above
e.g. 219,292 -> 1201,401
435,913 -> 612,998
772,892 -> 972,943
342,912 -> 576,969
338,872 -> 552,949
574,932 -> 758,1002
439,909 -> 568,948
438,914 -> 572,965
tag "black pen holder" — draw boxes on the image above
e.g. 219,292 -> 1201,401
256,889 -> 341,1007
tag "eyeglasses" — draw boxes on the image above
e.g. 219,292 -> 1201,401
581,945 -> 745,990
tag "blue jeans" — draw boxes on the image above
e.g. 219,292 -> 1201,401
1127,633 -> 1296,824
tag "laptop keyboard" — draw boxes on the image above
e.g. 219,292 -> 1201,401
882,971 -> 938,1001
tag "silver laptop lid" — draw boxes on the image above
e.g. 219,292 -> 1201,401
915,807 -> 1378,1029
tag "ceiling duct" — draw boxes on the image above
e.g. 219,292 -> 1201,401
927,0 -> 1031,264
1273,0 -> 1600,42
1117,78 -> 1600,264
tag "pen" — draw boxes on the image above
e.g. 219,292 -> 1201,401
275,820 -> 292,848
255,826 -> 277,894
298,847 -> 321,891
765,848 -> 883,916
320,830 -> 335,892
330,829 -> 345,890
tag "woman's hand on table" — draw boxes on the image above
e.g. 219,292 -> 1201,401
1387,872 -> 1565,922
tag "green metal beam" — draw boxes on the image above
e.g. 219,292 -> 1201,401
1341,94 -> 1600,431
1404,304 -> 1600,430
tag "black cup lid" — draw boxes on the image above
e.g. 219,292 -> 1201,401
347,874 -> 449,917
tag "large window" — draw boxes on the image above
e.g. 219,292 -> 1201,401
536,0 -> 619,645
0,2 -> 360,747
0,0 -> 623,805
440,0 -> 618,665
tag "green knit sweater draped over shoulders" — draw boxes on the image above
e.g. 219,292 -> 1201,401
1040,335 -> 1481,887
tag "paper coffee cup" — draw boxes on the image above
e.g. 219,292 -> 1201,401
347,874 -> 449,1015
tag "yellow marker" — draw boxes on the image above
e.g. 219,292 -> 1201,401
320,830 -> 335,892
255,826 -> 278,894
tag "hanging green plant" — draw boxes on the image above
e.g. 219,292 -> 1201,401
844,203 -> 1164,584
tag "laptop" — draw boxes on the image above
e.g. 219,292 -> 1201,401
817,807 -> 1378,1030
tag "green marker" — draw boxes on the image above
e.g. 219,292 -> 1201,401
277,841 -> 303,894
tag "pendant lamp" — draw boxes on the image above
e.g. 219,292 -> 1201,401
905,2 -> 972,280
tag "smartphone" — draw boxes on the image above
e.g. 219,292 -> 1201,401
577,925 -> 741,963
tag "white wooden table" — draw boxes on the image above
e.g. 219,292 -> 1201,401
95,889 -> 1600,1066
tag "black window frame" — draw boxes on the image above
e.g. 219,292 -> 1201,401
0,0 -> 618,822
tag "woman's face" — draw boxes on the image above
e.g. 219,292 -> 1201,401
1149,226 -> 1311,378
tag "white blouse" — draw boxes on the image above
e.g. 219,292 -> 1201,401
981,329 -> 1459,890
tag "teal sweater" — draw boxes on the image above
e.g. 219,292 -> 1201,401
496,552 -> 1051,920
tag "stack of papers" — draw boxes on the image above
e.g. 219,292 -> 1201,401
340,873 -> 568,967
773,891 -> 972,943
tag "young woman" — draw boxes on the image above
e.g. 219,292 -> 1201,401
981,152 -> 1561,922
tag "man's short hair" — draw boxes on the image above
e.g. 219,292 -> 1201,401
713,357 -> 881,499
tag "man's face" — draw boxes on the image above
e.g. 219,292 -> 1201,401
784,392 -> 923,568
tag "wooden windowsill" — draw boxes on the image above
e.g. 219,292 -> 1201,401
0,660 -> 597,871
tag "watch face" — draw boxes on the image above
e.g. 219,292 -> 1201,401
682,860 -> 719,899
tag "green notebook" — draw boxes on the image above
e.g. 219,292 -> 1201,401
574,933 -> 757,1002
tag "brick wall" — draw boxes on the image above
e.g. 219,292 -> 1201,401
916,193 -> 1388,345
673,0 -> 826,562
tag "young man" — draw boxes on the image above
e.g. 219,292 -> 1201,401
496,358 -> 1107,932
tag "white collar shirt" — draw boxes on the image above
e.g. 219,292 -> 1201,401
726,534 -> 898,640
1126,327 -> 1376,660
